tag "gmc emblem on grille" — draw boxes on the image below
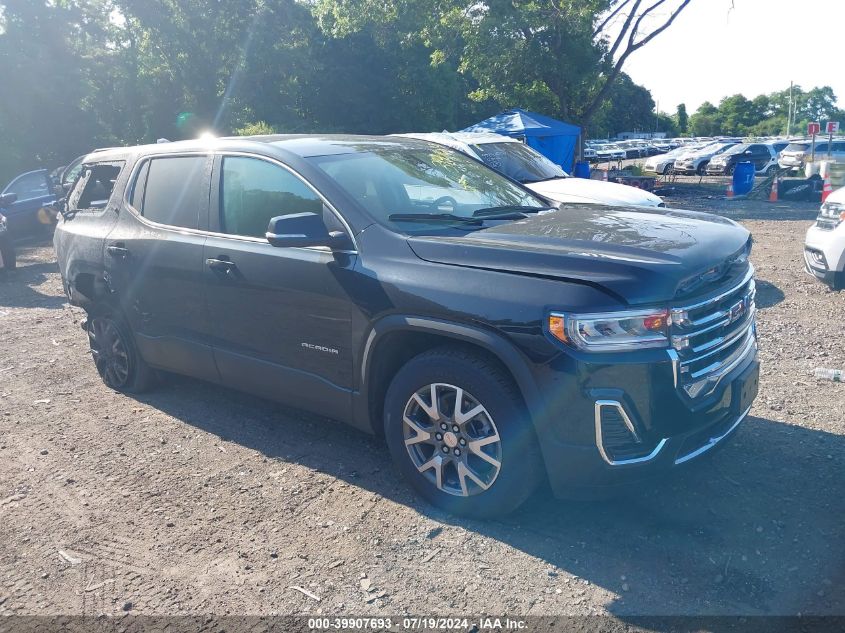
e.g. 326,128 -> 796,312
728,298 -> 747,323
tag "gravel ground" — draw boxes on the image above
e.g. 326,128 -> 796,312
0,204 -> 843,620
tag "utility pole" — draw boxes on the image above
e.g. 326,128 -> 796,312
787,81 -> 793,137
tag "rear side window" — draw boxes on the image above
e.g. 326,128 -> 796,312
67,163 -> 124,212
220,156 -> 322,238
135,156 -> 206,229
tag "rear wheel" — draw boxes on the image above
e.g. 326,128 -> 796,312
662,164 -> 674,175
697,161 -> 708,176
86,307 -> 154,393
384,348 -> 542,518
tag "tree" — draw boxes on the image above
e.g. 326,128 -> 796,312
718,94 -> 756,135
310,0 -> 693,129
589,73 -> 657,137
582,0 -> 693,126
688,102 -> 721,136
676,103 -> 688,133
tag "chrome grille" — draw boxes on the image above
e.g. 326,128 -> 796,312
669,267 -> 757,398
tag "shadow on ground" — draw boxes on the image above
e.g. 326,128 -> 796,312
134,374 -> 845,617
0,256 -> 64,309
754,280 -> 785,309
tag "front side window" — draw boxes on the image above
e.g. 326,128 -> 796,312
470,142 -> 567,183
309,145 -> 547,235
220,157 -> 323,238
4,172 -> 49,200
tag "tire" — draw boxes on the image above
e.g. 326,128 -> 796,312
0,237 -> 15,271
86,305 -> 155,393
766,164 -> 778,176
662,164 -> 674,175
383,347 -> 542,518
696,161 -> 708,176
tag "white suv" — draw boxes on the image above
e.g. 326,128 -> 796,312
804,186 -> 845,289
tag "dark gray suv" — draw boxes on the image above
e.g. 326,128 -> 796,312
54,135 -> 759,517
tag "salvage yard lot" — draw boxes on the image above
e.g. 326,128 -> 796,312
0,206 -> 843,618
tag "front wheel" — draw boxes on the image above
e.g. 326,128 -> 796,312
0,236 -> 15,271
86,307 -> 155,393
384,348 -> 542,518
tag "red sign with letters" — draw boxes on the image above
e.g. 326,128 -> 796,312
827,121 -> 840,134
808,122 -> 821,135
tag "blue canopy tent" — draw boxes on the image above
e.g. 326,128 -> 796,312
461,109 -> 581,173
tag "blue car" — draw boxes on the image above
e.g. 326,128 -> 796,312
0,169 -> 57,238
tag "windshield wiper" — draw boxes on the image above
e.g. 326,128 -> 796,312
472,205 -> 556,217
522,176 -> 565,184
388,213 -> 484,225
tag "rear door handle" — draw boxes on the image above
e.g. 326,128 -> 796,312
107,245 -> 129,258
206,258 -> 237,273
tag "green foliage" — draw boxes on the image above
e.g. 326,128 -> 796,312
688,86 -> 845,138
233,121 -> 279,136
0,0 -> 775,187
676,103 -> 688,133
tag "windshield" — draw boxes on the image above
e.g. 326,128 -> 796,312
470,142 -> 567,183
723,143 -> 750,156
308,146 -> 549,234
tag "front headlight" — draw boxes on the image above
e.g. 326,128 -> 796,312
818,202 -> 845,228
548,309 -> 669,352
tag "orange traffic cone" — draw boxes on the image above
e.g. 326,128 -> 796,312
726,181 -> 734,198
822,174 -> 833,203
769,177 -> 779,202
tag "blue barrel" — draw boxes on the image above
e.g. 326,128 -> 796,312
573,160 -> 590,179
733,162 -> 755,196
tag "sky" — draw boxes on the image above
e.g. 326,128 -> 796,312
622,0 -> 845,114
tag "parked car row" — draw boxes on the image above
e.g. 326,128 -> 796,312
643,138 -> 788,177
50,133 -> 760,517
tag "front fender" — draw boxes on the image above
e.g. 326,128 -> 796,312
353,314 -> 544,435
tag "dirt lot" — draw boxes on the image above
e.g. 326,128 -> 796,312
0,202 -> 843,620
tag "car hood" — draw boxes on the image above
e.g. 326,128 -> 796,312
526,177 -> 663,208
407,206 -> 751,305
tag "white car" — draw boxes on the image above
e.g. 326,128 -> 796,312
644,146 -> 702,175
595,143 -> 627,161
397,132 -> 664,207
804,186 -> 845,289
672,142 -> 738,175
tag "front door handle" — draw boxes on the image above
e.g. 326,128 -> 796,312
107,245 -> 129,258
206,258 -> 237,273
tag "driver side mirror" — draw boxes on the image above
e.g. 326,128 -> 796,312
0,193 -> 17,207
266,212 -> 351,249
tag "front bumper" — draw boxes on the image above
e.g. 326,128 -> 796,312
706,163 -> 729,175
531,271 -> 760,496
804,224 -> 844,287
537,345 -> 758,495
